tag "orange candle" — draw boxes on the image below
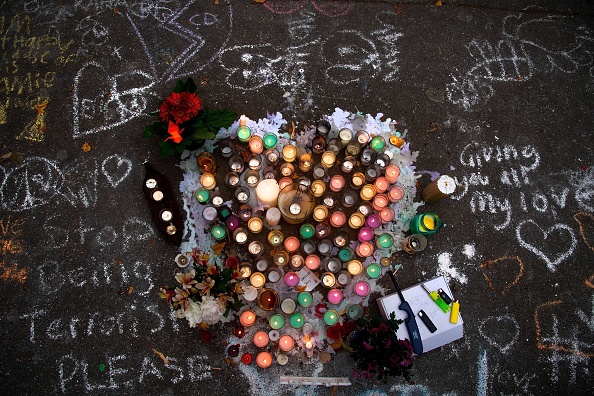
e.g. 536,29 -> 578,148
239,310 -> 256,327
279,335 -> 295,352
372,194 -> 389,211
256,351 -> 273,368
374,176 -> 389,193
283,236 -> 300,253
253,331 -> 270,348
329,211 -> 346,227
305,254 -> 321,270
388,185 -> 404,202
385,164 -> 400,183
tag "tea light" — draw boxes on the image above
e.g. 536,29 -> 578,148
341,156 -> 356,173
235,187 -> 250,203
380,257 -> 392,267
365,213 -> 382,229
258,288 -> 280,310
225,171 -> 241,188
197,151 -> 217,173
375,153 -> 390,170
250,272 -> 266,288
347,260 -> 363,276
313,205 -> 329,222
356,130 -> 370,144
273,250 -> 289,267
211,225 -> 227,241
385,164 -> 400,183
322,195 -> 337,209
299,153 -> 313,172
356,241 -> 374,258
347,304 -> 364,320
360,148 -> 376,166
358,227 -> 374,242
320,151 -> 336,168
282,144 -> 297,162
329,211 -> 347,227
372,194 -> 389,211
248,241 -> 264,256
239,262 -> 252,278
151,189 -> 164,202
379,207 -> 395,223
280,162 -> 295,177
239,310 -> 257,327
279,334 -> 295,351
317,239 -> 333,256
202,206 -> 218,223
366,263 -> 382,279
338,128 -> 353,145
333,232 -> 349,248
248,135 -> 264,154
198,173 -> 216,191
289,255 -> 304,271
342,190 -> 358,208
374,177 -> 389,193
311,180 -> 326,198
210,192 -> 224,208
194,188 -> 210,204
284,271 -> 300,287
376,233 -> 394,249
358,204 -> 372,217
243,286 -> 258,302
281,298 -> 296,314
338,247 -> 354,262
278,177 -> 293,190
234,325 -> 246,338
248,217 -> 264,233
267,267 -> 281,283
268,230 -> 284,247
305,254 -> 321,270
315,223 -> 331,240
297,291 -> 313,307
225,215 -> 240,231
348,212 -> 365,229
323,309 -> 339,326
351,172 -> 365,190
241,353 -> 253,364
145,178 -> 157,189
265,207 -> 282,226
324,257 -> 342,273
370,136 -> 386,152
336,271 -> 352,287
219,140 -> 235,158
388,185 -> 404,202
244,170 -> 260,187
228,156 -> 245,174
269,314 -> 285,330
299,223 -> 315,240
256,351 -> 273,368
228,345 -> 240,357
263,133 -> 278,149
253,331 -> 270,348
354,281 -> 371,296
327,289 -> 343,305
265,148 -> 280,165
289,312 -> 305,328
360,184 -> 377,201
329,175 -> 345,192
247,154 -> 263,170
322,272 -> 336,287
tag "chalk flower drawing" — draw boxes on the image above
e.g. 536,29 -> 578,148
143,78 -> 236,157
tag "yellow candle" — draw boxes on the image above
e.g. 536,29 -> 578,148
347,260 -> 363,275
423,215 -> 436,230
321,151 -> 336,168
248,217 -> 263,233
199,173 -> 216,190
313,205 -> 329,222
311,180 -> 326,197
250,272 -> 266,288
360,184 -> 377,201
348,212 -> 365,229
282,144 -> 297,162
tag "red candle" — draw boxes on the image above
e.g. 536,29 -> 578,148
241,353 -> 253,365
279,335 -> 295,352
374,176 -> 389,193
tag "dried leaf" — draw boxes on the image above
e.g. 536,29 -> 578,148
288,121 -> 296,139
253,0 -> 266,3
152,349 -> 170,365
435,0 -> 442,6
200,77 -> 209,86
0,151 -> 24,166
211,242 -> 227,256
295,285 -> 307,292
114,7 -> 120,14
128,286 -> 134,294
82,142 -> 92,152
213,0 -> 219,4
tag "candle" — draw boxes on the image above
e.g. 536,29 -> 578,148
379,207 -> 395,223
248,135 -> 263,154
317,239 -> 333,256
197,151 -> 217,173
234,325 -> 245,338
356,241 -> 374,258
351,172 -> 365,190
327,289 -> 343,305
247,154 -> 262,171
282,144 -> 297,162
280,163 -> 295,177
380,257 -> 392,267
385,164 -> 400,183
284,271 -> 300,287
358,227 -> 374,242
336,271 -> 352,287
323,309 -> 339,326
256,351 -> 273,368
283,236 -> 300,253
244,169 -> 260,187
228,345 -> 240,357
219,140 -> 235,158
211,225 -> 227,241
297,291 -> 313,308
299,223 -> 315,240
311,180 -> 326,198
374,177 -> 389,193
372,194 -> 389,211
225,215 -> 240,231
269,330 -> 280,342
267,267 -> 281,283
289,312 -> 305,328
347,260 -> 363,276
263,133 -> 278,149
342,190 -> 357,208
253,331 -> 270,348
145,178 -> 157,189
243,285 -> 258,302
225,171 -> 240,187
256,257 -> 269,272
376,233 -> 394,249
194,188 -> 210,204
239,202 -> 253,220
332,233 -> 348,248
255,179 -> 280,209
152,190 -> 164,202
265,207 -> 282,226
375,153 -> 390,170
301,240 -> 317,256
388,185 -> 404,202
329,211 -> 347,228
356,130 -> 370,144
265,148 -> 280,165
348,212 -> 365,229
390,134 -> 406,148
248,241 -> 263,255
317,120 -> 331,135
248,217 -> 264,233
347,304 -> 364,320
312,205 -> 329,222
322,272 -> 336,287
273,250 -> 289,267
235,186 -> 250,203
233,227 -> 248,244
237,115 -> 252,142
239,262 -> 252,278
279,335 -> 295,352
338,128 -> 353,145
338,247 -> 354,262
199,173 -> 216,191
278,177 -> 293,191
250,272 -> 266,288
239,310 -> 256,327
299,153 -> 313,172
366,263 -> 382,279
360,148 -> 376,166
281,298 -> 296,314
268,230 -> 284,247
329,175 -> 345,192
369,136 -> 386,151
202,206 -> 218,223
228,156 -> 245,174
258,288 -> 280,310
365,213 -> 382,229
354,281 -> 371,296
289,255 -> 304,271
241,353 -> 252,364
305,254 -> 321,270
320,151 -> 336,168
269,314 -> 285,330
360,184 -> 377,201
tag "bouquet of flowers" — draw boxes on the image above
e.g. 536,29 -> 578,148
349,312 -> 414,381
159,250 -> 244,327
143,78 -> 236,157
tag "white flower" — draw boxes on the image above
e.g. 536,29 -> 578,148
184,300 -> 203,327
200,295 -> 225,325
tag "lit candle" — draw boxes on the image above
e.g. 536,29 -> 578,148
268,230 -> 284,247
351,172 -> 365,190
250,272 -> 266,288
225,215 -> 240,231
341,156 -> 356,174
278,177 -> 293,190
320,151 -> 336,168
327,289 -> 343,305
263,133 -> 278,149
269,314 -> 285,330
374,177 -> 389,193
152,190 -> 164,202
236,116 -> 252,142
356,241 -> 374,258
239,262 -> 252,278
376,233 -> 394,249
329,175 -> 345,192
239,205 -> 253,222
379,207 -> 395,223
297,291 -> 313,307
279,334 -> 295,352
225,171 -> 241,187
356,130 -> 370,144
253,331 -> 270,348
354,281 -> 371,297
244,169 -> 260,187
228,345 -> 240,357
299,153 -> 313,172
322,272 -> 336,287
329,211 -> 346,228
248,217 -> 263,233
258,288 -> 280,311
347,260 -> 363,276
348,212 -> 365,229
234,325 -> 245,338
312,205 -> 329,222
239,310 -> 256,327
265,148 -> 280,165
311,180 -> 326,197
247,154 -> 262,171
317,239 -> 333,256
284,271 -> 300,287
372,194 -> 389,211
360,184 -> 377,201
197,151 -> 217,173
366,263 -> 382,279
299,224 -> 315,239
233,227 -> 248,244
390,134 -> 406,148
333,232 -> 349,248
273,250 -> 289,267
265,207 -> 282,226
254,179 -> 280,208
194,188 -> 210,204
336,271 -> 352,287
281,298 -> 296,314
248,135 -> 264,154
385,165 -> 400,183
358,227 -> 374,242
388,185 -> 404,202
211,225 -> 227,241
256,351 -> 273,368
369,136 -> 386,152
365,213 -> 382,229
290,312 -> 305,328
338,128 -> 353,145
283,236 -> 300,253
248,241 -> 263,255
289,255 -> 304,271
323,309 -> 339,326
219,140 -> 235,158
280,163 -> 295,177
243,286 -> 258,302
235,186 -> 250,203
282,144 -> 297,162
380,257 -> 392,267
241,353 -> 252,364
305,254 -> 321,270
199,173 -> 216,191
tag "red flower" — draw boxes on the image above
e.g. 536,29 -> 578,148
314,303 -> 327,318
158,101 -> 171,122
163,92 -> 202,124
327,326 -> 341,340
164,121 -> 184,144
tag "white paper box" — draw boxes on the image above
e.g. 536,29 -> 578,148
376,276 -> 463,353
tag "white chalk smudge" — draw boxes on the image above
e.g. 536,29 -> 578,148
437,252 -> 468,284
463,243 -> 476,259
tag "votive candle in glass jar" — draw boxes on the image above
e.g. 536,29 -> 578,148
329,211 -> 347,228
267,267 -> 281,283
297,291 -> 312,307
282,144 -> 297,162
350,172 -> 365,190
372,194 -> 389,211
225,171 -> 241,188
321,272 -> 336,287
341,156 -> 356,173
317,239 -> 333,256
317,120 -> 331,136
379,207 -> 395,223
345,141 -> 361,157
356,130 -> 370,145
263,133 -> 278,149
301,239 -> 317,256
336,271 -> 352,287
313,205 -> 329,222
341,190 -> 357,208
312,135 -> 326,154
202,206 -> 218,223
254,331 -> 270,348
244,169 -> 260,187
289,255 -> 304,271
248,241 -> 263,256
197,151 -> 216,174
356,241 -> 374,258
312,164 -> 328,181
375,153 -> 390,170
333,232 -> 349,248
289,312 -> 305,329
280,162 -> 295,177
273,250 -> 289,267
358,226 -> 374,242
365,213 -> 382,229
228,156 -> 245,174
360,148 -> 376,167
225,215 -> 240,231
327,289 -> 343,305
268,230 -> 284,247
284,271 -> 300,287
369,136 -> 386,152
305,254 -> 321,270
233,227 -> 249,244
376,233 -> 394,249
354,281 -> 370,297
218,140 -> 235,158
248,135 -> 264,154
347,260 -> 363,276
211,225 -> 227,241
248,217 -> 264,233
237,115 -> 252,142
279,334 -> 295,351
300,223 -> 315,240
238,204 -> 253,222
281,298 -> 296,315
258,288 -> 280,311
264,148 -> 280,165
194,188 -> 210,204
199,173 -> 216,190
388,185 -> 404,202
278,177 -> 293,191
338,128 -> 353,145
360,184 -> 377,201
324,257 -> 342,273
299,153 -> 313,173
348,212 -> 365,229
283,236 -> 300,253
365,164 -> 381,183
239,310 -> 256,327
269,314 -> 285,330
256,352 -> 272,368
329,175 -> 345,192
323,309 -> 339,326
250,272 -> 266,288
374,177 -> 389,193
385,164 -> 401,183
315,223 -> 331,240
247,154 -> 263,171
320,151 -> 336,168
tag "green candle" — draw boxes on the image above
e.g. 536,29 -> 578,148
237,126 -> 252,143
269,314 -> 285,330
366,263 -> 381,279
300,224 -> 315,240
376,233 -> 394,249
370,136 -> 386,152
289,312 -> 305,328
323,309 -> 339,326
263,133 -> 278,149
211,225 -> 227,241
297,291 -> 313,307
338,247 -> 354,262
347,304 -> 364,320
194,188 -> 210,204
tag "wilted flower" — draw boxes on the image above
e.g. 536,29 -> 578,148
363,341 -> 373,350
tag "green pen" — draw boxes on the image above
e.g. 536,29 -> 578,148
422,284 -> 451,313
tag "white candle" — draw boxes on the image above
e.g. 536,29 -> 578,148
265,207 -> 282,226
243,286 -> 258,302
256,179 -> 280,208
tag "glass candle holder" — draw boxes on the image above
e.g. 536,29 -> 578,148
390,134 -> 406,148
225,171 -> 240,188
284,271 -> 300,287
233,227 -> 249,244
329,175 -> 345,192
323,309 -> 339,326
317,120 -> 331,135
247,154 -> 263,171
253,331 -> 270,348
338,127 -> 353,145
229,156 -> 245,174
379,207 -> 395,223
225,215 -> 240,231
365,164 -> 381,183
289,255 -> 304,271
244,169 -> 260,187
194,188 -> 210,204
327,289 -> 343,305
305,254 -> 321,270
281,298 -> 296,315
315,223 -> 331,240
350,172 -> 365,190
248,135 -> 264,154
327,138 -> 341,154
341,156 -> 356,173
360,184 -> 377,201
211,225 -> 227,241
289,312 -> 305,328
234,325 -> 246,338
345,141 -> 361,157
301,240 -> 317,256
358,226 -> 374,243
341,190 -> 358,208
369,136 -> 386,152
258,288 -> 280,311
299,223 -> 315,240
322,194 -> 337,209
273,250 -> 289,267
269,314 -> 285,330
250,272 -> 266,288
277,177 -> 292,191
239,310 -> 257,327
218,206 -> 233,222
256,352 -> 273,369
280,162 -> 295,177
372,194 -> 389,211
277,183 -> 315,225
388,185 -> 404,202
264,148 -> 280,165
238,204 -> 252,222
320,151 -> 336,168
374,176 -> 389,193
333,232 -> 349,248
338,246 -> 354,263
202,206 -> 218,223
297,291 -> 312,308
248,241 -> 264,256
268,230 -> 284,247
376,233 -> 394,249
336,271 -> 352,287
360,148 -> 376,167
385,164 -> 401,183
199,173 -> 216,190
299,153 -> 313,173
239,262 -> 253,278
210,191 -> 224,208
282,144 -> 297,162
329,211 -> 347,228
235,186 -> 250,204
375,153 -> 391,170
266,267 -> 281,283
279,334 -> 295,352
283,236 -> 300,253
348,212 -> 365,229
255,257 -> 269,272
248,217 -> 264,233
262,166 -> 278,180
347,304 -> 364,320
312,164 -> 328,181
354,281 -> 371,297
312,135 -> 326,154
324,257 -> 342,273
263,133 -> 278,149
355,241 -> 374,258
355,130 -> 370,145
365,213 -> 382,229
322,272 -> 336,287
347,260 -> 363,276
317,238 -> 333,256
197,151 -> 217,174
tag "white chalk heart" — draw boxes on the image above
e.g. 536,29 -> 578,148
516,220 -> 576,272
101,155 -> 132,188
479,315 -> 519,353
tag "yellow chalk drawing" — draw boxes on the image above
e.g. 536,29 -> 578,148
573,211 -> 594,253
0,102 -> 6,124
16,100 -> 47,142
586,274 -> 594,289
0,261 -> 27,283
480,255 -> 524,294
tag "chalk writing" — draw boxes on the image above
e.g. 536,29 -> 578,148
478,315 -> 519,354
515,220 -> 577,272
477,348 -> 488,396
16,99 -> 47,142
263,0 -> 354,17
0,215 -> 26,283
573,211 -> 594,252
480,255 -> 524,294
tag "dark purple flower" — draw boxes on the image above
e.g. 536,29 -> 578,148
370,327 -> 380,334
363,341 -> 374,350
379,323 -> 388,332
389,354 -> 400,364
368,361 -> 379,371
384,338 -> 392,349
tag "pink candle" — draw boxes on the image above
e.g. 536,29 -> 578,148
388,185 -> 404,202
372,194 -> 389,211
365,213 -> 382,229
253,331 -> 270,348
355,241 -> 374,258
278,177 -> 293,190
354,281 -> 370,297
329,175 -> 345,192
279,335 -> 295,352
358,226 -> 374,242
284,271 -> 300,287
239,310 -> 256,327
385,165 -> 400,183
329,211 -> 347,227
256,351 -> 273,368
305,254 -> 321,270
283,236 -> 300,253
327,289 -> 343,305
374,177 -> 389,193
379,207 -> 395,223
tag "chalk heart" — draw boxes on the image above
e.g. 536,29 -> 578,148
516,220 -> 577,272
101,155 -> 132,188
479,315 -> 519,353
480,256 -> 524,294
